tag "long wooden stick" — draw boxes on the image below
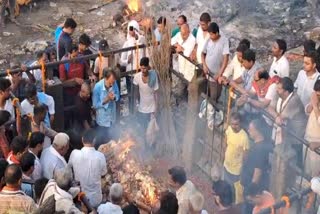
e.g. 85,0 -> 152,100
88,0 -> 117,12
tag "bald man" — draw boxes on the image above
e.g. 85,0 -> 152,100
171,24 -> 196,82
74,82 -> 92,132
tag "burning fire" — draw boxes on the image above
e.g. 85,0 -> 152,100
127,0 -> 140,12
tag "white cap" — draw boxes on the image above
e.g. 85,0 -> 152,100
311,177 -> 320,195
110,183 -> 123,199
189,191 -> 205,212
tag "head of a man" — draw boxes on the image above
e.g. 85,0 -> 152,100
0,110 -> 11,134
82,129 -> 96,147
34,104 -> 48,122
272,39 -> 287,58
199,12 -> 211,32
236,43 -> 249,64
168,166 -> 187,189
11,136 -> 28,161
78,33 -> 91,53
4,164 -> 23,188
25,83 -> 38,105
140,57 -> 150,77
20,152 -> 35,176
177,15 -> 187,28
314,80 -> 320,98
54,167 -> 73,192
246,183 -> 265,206
52,133 -> 70,157
303,39 -> 316,55
189,191 -> 205,214
0,78 -> 12,101
110,183 -> 123,205
159,191 -> 179,213
212,180 -> 233,209
242,49 -> 256,70
70,44 -> 79,58
239,39 -> 251,49
180,24 -> 190,41
36,51 -> 48,64
157,17 -> 167,33
254,70 -> 270,88
103,68 -> 116,88
208,22 -> 220,41
303,51 -> 318,73
29,131 -> 45,155
276,77 -> 294,100
0,159 -> 9,189
34,178 -> 49,202
248,118 -> 268,142
63,18 -> 77,35
99,39 -> 109,52
229,112 -> 242,133
79,82 -> 91,101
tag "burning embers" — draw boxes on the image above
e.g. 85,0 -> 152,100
127,0 -> 141,13
99,138 -> 163,208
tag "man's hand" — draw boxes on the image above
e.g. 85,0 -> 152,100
175,44 -> 184,53
128,54 -> 133,64
74,78 -> 84,85
103,92 -> 115,104
203,64 -> 209,75
218,76 -> 227,84
309,142 -> 320,151
190,49 -> 197,61
275,115 -> 284,126
236,95 -> 248,107
213,74 -> 220,82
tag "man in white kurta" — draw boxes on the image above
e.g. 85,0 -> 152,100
68,129 -> 107,208
171,24 -> 196,82
40,133 -> 69,179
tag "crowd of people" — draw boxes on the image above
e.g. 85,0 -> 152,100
0,9 -> 320,214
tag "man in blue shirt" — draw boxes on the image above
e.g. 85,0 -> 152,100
56,18 -> 77,60
93,68 -> 120,146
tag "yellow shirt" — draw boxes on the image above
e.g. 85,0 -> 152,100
224,126 -> 249,175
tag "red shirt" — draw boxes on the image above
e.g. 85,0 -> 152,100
59,55 -> 85,96
7,152 -> 20,164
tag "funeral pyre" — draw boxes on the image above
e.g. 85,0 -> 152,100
99,137 -> 165,210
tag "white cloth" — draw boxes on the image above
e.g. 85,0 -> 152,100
39,179 -> 82,214
23,61 -> 43,91
40,146 -> 67,179
294,70 -> 320,107
0,99 -> 15,121
195,27 -> 210,64
98,202 -> 123,214
269,55 -> 290,78
133,72 -> 159,113
171,32 -> 196,81
21,94 -> 55,116
127,20 -> 140,40
176,180 -> 196,214
29,149 -> 42,180
68,147 -> 107,208
120,34 -> 145,72
223,54 -> 246,80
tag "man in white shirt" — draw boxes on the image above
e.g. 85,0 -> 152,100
269,39 -> 290,78
0,78 -> 15,122
154,16 -> 166,43
28,132 -> 45,180
40,133 -> 70,179
120,22 -> 146,96
294,51 -> 320,107
21,83 -> 55,128
219,41 -> 250,83
191,13 -> 211,64
168,166 -> 196,214
68,129 -> 107,208
133,57 -> 159,131
171,24 -> 196,81
98,183 -> 123,214
202,22 -> 229,102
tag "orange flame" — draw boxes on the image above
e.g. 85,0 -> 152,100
127,0 -> 140,12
